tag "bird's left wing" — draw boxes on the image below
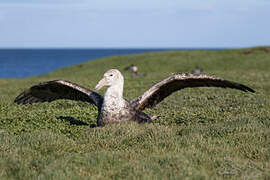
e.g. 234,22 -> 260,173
131,73 -> 255,112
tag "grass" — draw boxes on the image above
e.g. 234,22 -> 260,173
0,47 -> 270,179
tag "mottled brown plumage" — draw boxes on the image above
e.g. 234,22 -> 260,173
130,73 -> 255,111
14,69 -> 255,126
14,80 -> 103,107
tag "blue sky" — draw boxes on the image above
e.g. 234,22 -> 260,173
0,0 -> 269,48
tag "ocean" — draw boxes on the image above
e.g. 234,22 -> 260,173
0,48 -> 223,78
0,49 -> 174,78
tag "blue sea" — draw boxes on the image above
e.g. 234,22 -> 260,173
0,49 -> 172,78
0,48 -> 222,78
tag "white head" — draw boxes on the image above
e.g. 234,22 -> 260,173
131,66 -> 138,73
95,69 -> 124,90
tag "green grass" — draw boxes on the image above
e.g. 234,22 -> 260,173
0,47 -> 270,179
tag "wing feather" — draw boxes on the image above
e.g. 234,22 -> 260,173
131,73 -> 255,111
14,80 -> 103,107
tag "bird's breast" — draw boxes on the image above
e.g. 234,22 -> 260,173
100,98 -> 134,124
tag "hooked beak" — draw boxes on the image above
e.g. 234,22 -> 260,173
95,77 -> 107,90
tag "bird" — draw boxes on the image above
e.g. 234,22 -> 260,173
191,66 -> 203,75
14,69 -> 255,126
124,64 -> 136,71
124,64 -> 145,77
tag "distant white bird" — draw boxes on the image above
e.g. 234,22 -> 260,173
192,66 -> 203,75
14,69 -> 255,126
124,64 -> 145,77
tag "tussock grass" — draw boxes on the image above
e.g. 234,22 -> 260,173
0,47 -> 270,179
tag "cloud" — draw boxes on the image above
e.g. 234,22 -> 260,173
0,0 -> 86,4
0,0 -> 213,11
0,0 -> 269,48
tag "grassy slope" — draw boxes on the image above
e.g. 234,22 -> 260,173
0,47 -> 270,179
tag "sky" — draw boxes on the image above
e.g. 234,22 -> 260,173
0,0 -> 269,48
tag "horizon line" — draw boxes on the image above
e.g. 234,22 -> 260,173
0,46 -> 250,50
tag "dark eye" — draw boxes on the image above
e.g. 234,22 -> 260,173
110,74 -> 113,77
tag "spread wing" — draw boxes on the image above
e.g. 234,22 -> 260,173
14,80 -> 103,108
131,73 -> 255,111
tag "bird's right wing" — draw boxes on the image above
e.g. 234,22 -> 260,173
14,80 -> 103,107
